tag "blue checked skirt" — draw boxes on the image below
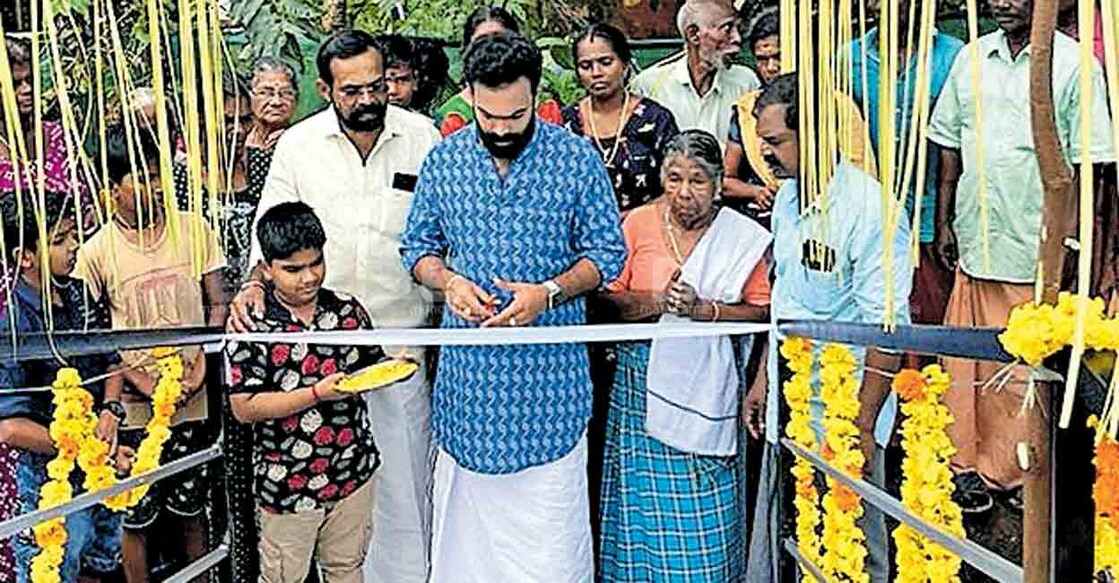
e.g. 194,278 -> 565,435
598,342 -> 746,582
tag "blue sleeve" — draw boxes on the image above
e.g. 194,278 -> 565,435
0,312 -> 43,424
572,146 -> 627,285
400,150 -> 450,276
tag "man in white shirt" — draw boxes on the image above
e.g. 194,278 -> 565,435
630,0 -> 760,144
227,30 -> 439,583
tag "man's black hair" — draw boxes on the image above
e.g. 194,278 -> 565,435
753,71 -> 798,132
256,201 -> 327,263
748,11 -> 780,48
572,23 -> 632,66
461,6 -> 520,48
103,124 -> 161,186
4,36 -> 30,67
463,31 -> 542,93
377,34 -> 416,71
316,30 -> 380,87
411,38 -> 450,112
1,193 -> 70,259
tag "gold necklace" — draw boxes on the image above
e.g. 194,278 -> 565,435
663,204 -> 714,265
663,204 -> 686,265
586,92 -> 630,168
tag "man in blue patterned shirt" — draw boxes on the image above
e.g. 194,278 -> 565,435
400,31 -> 625,583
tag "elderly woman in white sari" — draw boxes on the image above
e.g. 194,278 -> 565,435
598,129 -> 771,581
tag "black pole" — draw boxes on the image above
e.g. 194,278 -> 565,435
1049,356 -> 1100,582
204,348 -> 231,582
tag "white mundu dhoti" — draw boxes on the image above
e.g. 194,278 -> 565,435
362,367 -> 433,583
430,434 -> 593,583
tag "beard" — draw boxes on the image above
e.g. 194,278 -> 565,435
765,153 -> 793,179
699,47 -> 733,71
478,116 -> 536,160
336,100 -> 387,133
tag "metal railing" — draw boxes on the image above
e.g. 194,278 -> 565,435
0,327 -> 229,582
777,320 -> 1027,583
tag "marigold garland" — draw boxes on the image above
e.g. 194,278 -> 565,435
1001,293 -> 1119,578
782,337 -> 822,582
102,347 -> 185,510
818,343 -> 868,583
1000,293 -> 1119,368
1091,416 -> 1119,579
31,348 -> 184,583
891,365 -> 964,583
29,368 -> 88,583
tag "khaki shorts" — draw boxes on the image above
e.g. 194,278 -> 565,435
259,478 -> 376,583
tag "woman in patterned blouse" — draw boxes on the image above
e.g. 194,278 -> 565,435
562,24 -> 679,215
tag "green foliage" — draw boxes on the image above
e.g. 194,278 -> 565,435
348,0 -> 594,45
537,37 -> 583,106
229,0 -> 324,71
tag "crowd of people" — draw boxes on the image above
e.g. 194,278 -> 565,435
0,0 -> 1115,581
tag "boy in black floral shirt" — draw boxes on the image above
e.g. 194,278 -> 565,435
225,202 -> 382,583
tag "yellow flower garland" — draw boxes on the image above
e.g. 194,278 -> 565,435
891,365 -> 964,583
1002,293 -> 1119,577
103,347 -> 184,510
1091,416 -> 1119,579
999,292 -> 1119,368
31,348 -> 184,583
29,368 -> 90,583
818,343 -> 868,583
782,337 -> 822,582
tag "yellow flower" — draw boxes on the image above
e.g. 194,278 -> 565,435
38,480 -> 73,509
33,518 -> 68,548
83,466 -> 117,492
45,458 -> 74,482
30,544 -> 65,583
103,491 -> 134,513
51,368 -> 82,390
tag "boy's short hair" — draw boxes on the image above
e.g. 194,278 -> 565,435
1,193 -> 71,259
104,124 -> 162,186
257,202 -> 327,263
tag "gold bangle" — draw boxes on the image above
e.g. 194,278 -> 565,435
711,301 -> 721,322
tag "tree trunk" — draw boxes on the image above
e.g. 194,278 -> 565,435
1025,0 -> 1070,581
322,0 -> 347,33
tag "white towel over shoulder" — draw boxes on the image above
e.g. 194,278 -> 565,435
646,208 -> 772,456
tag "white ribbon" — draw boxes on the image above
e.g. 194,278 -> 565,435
225,322 -> 770,347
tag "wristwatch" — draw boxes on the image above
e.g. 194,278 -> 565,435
99,401 -> 126,422
543,280 -> 564,311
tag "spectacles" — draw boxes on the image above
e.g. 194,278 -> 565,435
252,88 -> 296,102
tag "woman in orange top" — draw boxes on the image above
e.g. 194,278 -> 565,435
598,130 -> 771,580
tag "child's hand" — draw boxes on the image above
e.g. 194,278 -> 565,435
114,445 -> 136,475
312,373 -> 349,402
